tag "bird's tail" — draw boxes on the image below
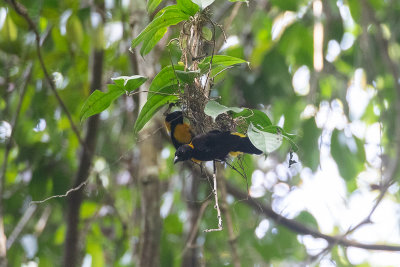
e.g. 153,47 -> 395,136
231,133 -> 263,155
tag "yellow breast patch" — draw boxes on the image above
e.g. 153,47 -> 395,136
173,124 -> 192,144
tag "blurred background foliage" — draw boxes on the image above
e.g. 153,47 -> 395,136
1,0 -> 400,266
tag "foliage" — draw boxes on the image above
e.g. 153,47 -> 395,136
1,0 -> 400,266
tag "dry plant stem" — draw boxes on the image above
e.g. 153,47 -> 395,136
6,204 -> 37,250
30,181 -> 88,205
218,171 -> 240,267
204,161 -> 223,232
226,182 -> 400,251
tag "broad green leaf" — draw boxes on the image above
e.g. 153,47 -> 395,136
147,0 -> 163,14
247,123 -> 283,154
191,0 -> 215,10
204,100 -> 243,120
298,118 -> 321,171
331,129 -> 365,192
295,211 -> 318,229
1,15 -> 18,41
175,70 -> 200,84
66,15 -> 84,47
134,85 -> 178,133
80,76 -> 147,121
111,75 -> 148,92
234,109 -> 272,130
131,6 -> 190,56
177,0 -> 200,15
199,55 -> 248,76
148,65 -> 184,98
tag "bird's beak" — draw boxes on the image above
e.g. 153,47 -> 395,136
174,156 -> 179,164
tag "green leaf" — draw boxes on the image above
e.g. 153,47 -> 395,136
147,0 -> 163,14
177,0 -> 200,15
298,118 -> 321,171
331,129 -> 365,192
131,6 -> 190,56
148,65 -> 184,98
111,75 -> 148,92
80,76 -> 147,121
199,55 -> 248,76
80,85 -> 124,122
134,85 -> 178,133
295,211 -> 318,229
233,109 -> 272,130
204,100 -> 243,120
175,70 -> 200,84
247,123 -> 283,154
191,0 -> 215,10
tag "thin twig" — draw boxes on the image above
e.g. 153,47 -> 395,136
7,0 -> 85,148
204,161 -> 223,232
182,199 -> 211,256
127,90 -> 178,97
6,204 -> 37,249
30,181 -> 88,205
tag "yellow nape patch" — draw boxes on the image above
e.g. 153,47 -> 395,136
191,158 -> 201,164
173,124 -> 192,144
165,121 -> 171,133
229,151 -> 243,157
188,142 -> 194,149
231,132 -> 246,138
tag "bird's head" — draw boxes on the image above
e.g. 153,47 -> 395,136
165,111 -> 183,125
174,144 -> 193,164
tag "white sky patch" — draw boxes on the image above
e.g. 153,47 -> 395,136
33,119 -> 46,132
0,8 -> 6,29
346,69 -> 372,120
82,254 -> 92,267
255,219 -> 270,239
300,104 -> 317,119
219,35 -> 239,52
326,39 -> 341,62
91,11 -> 102,28
59,10 -> 72,35
340,32 -> 355,50
271,11 -> 297,41
0,121 -> 12,142
292,65 -> 310,96
298,235 -> 328,256
104,22 -> 123,47
160,192 -> 174,218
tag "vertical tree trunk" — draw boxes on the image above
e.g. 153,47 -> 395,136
63,20 -> 104,266
135,50 -> 162,267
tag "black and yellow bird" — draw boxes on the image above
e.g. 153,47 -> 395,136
165,111 -> 194,149
174,130 -> 262,164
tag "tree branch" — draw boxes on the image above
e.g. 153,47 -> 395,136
7,0 -> 85,147
226,182 -> 400,251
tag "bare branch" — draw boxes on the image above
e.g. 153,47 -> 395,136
226,182 -> 400,252
30,181 -> 88,205
204,161 -> 223,232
